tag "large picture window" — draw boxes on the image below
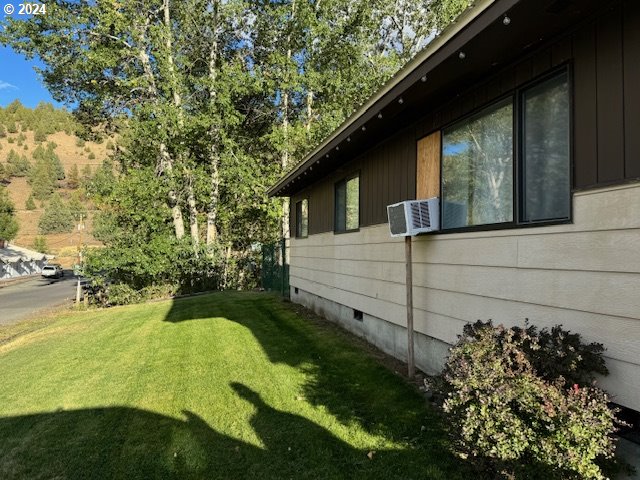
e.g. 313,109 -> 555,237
295,199 -> 308,238
335,175 -> 359,232
442,100 -> 514,229
439,69 -> 570,231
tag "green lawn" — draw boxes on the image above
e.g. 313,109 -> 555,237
0,292 -> 466,479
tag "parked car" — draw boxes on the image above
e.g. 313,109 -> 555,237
42,264 -> 64,279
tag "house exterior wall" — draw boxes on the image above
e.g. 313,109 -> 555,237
291,183 -> 640,411
287,2 -> 640,411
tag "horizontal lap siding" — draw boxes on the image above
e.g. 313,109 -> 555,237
290,184 -> 640,410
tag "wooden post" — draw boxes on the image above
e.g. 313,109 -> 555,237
405,236 -> 415,378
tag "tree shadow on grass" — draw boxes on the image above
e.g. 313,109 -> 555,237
163,292 -> 463,476
0,383 -> 462,480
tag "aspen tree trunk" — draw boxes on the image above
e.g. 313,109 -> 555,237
136,17 -> 185,239
163,0 -> 199,246
206,0 -> 220,246
281,0 -> 296,243
305,90 -> 314,132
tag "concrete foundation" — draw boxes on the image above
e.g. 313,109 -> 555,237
291,286 -> 450,375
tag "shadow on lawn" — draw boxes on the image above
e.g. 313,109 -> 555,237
0,383 -> 458,480
162,293 -> 460,473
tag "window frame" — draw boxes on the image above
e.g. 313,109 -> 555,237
334,172 -> 360,234
517,67 -> 573,226
437,64 -> 573,234
440,95 -> 516,230
295,198 -> 309,239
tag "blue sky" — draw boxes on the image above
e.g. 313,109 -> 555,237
0,45 -> 65,109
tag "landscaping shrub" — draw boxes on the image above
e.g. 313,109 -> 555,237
440,320 -> 622,480
104,283 -> 142,306
87,282 -> 178,307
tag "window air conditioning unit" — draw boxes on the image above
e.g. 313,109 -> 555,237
387,198 -> 440,237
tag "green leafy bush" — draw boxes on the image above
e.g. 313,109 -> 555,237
441,320 -> 621,480
509,323 -> 608,388
104,283 -> 142,306
92,283 -> 179,307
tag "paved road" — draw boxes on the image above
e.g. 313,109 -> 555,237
0,272 -> 76,326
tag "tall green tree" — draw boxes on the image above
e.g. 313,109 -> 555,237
38,193 -> 74,234
5,148 -> 31,177
67,163 -> 80,189
1,0 -> 474,291
0,186 -> 19,241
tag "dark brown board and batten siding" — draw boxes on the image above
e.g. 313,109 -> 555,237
291,2 -> 640,232
291,128 -> 416,234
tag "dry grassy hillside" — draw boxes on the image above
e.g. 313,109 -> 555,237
0,127 -> 107,267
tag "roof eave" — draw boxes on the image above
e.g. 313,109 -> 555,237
268,0 -> 502,197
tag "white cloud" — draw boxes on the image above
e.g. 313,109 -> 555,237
0,81 -> 18,90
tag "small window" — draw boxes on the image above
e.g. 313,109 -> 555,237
521,72 -> 570,222
295,199 -> 308,238
353,309 -> 363,321
442,99 -> 514,229
335,174 -> 359,233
